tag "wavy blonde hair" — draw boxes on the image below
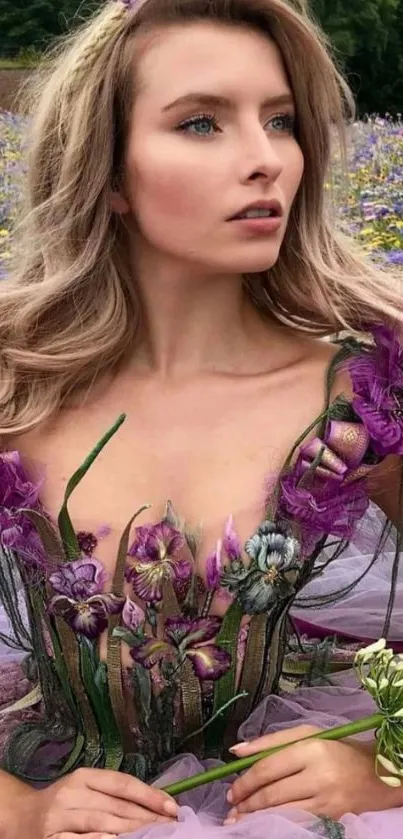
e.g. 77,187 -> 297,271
1,0 -> 402,436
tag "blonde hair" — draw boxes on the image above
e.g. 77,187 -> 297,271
1,0 -> 402,436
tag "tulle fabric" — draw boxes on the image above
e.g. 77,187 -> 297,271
129,676 -> 402,839
292,504 -> 403,647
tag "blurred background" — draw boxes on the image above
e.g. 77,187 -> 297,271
0,0 -> 402,278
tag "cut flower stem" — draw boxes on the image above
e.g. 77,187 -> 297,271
163,712 -> 382,796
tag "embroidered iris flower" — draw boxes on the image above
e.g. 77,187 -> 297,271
49,557 -> 125,638
205,539 -> 222,589
125,521 -> 192,603
223,515 -> 243,562
122,596 -> 145,631
130,616 -> 231,681
349,325 -> 403,456
221,521 -> 300,614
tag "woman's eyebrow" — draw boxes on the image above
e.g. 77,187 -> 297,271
162,91 -> 295,112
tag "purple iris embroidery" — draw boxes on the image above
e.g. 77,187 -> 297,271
223,514 -> 243,562
122,596 -> 145,631
221,521 -> 300,614
349,325 -> 403,456
130,616 -> 231,681
125,521 -> 192,603
205,539 -> 222,589
49,557 -> 125,638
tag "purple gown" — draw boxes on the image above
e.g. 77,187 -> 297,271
2,326 -> 403,838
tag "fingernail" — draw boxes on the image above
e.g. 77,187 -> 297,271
229,741 -> 249,753
226,789 -> 233,803
223,817 -> 237,826
163,798 -> 178,817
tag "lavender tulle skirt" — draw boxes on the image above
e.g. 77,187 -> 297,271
2,515 -> 403,838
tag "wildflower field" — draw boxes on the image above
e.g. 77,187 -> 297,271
0,109 -> 402,280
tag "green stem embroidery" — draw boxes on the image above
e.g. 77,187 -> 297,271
58,413 -> 126,560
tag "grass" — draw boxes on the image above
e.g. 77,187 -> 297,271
0,50 -> 41,70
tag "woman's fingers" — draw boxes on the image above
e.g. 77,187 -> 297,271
65,787 -> 172,822
76,768 -> 178,817
51,834 -> 118,839
230,725 -> 321,757
229,741 -> 307,806
50,807 -> 172,835
226,772 -> 314,817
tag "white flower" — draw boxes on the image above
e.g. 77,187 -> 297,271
355,638 -> 386,663
377,753 -> 401,776
363,677 -> 377,691
379,776 -> 402,788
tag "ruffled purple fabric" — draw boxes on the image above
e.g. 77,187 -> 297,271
2,657 -> 403,836
348,325 -> 403,457
0,660 -> 43,762
126,675 -> 402,839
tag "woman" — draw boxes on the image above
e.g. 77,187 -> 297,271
1,0 -> 403,837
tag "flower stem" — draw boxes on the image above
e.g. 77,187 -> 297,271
162,712 -> 382,796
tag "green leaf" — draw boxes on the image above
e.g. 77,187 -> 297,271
58,414 -> 126,560
19,509 -> 66,563
131,665 -> 152,728
204,601 -> 244,756
79,638 -> 124,771
112,626 -> 142,647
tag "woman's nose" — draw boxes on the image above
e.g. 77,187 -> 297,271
240,131 -> 284,183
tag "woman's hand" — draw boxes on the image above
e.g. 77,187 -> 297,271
224,724 -> 403,823
11,766 -> 177,839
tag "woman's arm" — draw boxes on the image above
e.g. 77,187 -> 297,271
0,769 -> 36,839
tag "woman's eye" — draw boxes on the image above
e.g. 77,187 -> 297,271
268,113 -> 296,134
176,113 -> 219,136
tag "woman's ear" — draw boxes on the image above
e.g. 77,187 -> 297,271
111,190 -> 131,214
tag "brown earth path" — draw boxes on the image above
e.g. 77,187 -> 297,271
0,70 -> 31,113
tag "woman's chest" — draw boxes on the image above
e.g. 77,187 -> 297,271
11,368 -> 327,585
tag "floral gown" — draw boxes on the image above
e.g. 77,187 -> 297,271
1,325 -> 403,839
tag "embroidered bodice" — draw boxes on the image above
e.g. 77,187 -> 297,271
1,326 -> 403,785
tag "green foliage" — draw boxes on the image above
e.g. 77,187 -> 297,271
310,0 -> 402,114
0,0 -> 403,113
0,0 -> 102,55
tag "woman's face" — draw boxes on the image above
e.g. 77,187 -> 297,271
118,20 -> 304,276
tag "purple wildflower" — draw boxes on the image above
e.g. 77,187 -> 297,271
130,615 -> 231,681
126,521 -> 192,603
49,557 -> 124,638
